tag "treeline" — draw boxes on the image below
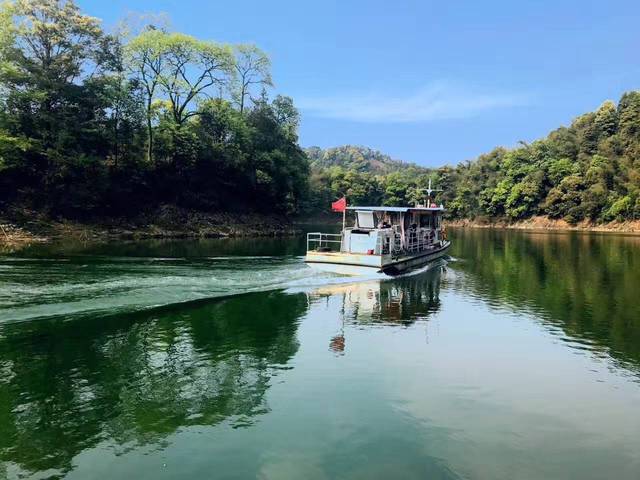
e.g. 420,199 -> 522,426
443,93 -> 640,222
0,0 -> 308,218
306,145 -> 419,174
304,145 -> 434,213
2,2 -> 639,226
308,92 -> 640,223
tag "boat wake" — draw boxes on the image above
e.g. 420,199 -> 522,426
0,254 -> 447,324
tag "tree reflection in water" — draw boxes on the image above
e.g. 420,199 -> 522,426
0,291 -> 307,478
448,228 -> 640,375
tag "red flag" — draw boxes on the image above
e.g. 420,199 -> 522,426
331,197 -> 346,212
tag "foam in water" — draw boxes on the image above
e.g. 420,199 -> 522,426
0,254 -> 434,323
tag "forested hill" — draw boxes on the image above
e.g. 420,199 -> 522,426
1,2 -> 639,229
307,91 -> 640,224
441,92 -> 640,223
305,145 -> 425,174
0,0 -> 308,219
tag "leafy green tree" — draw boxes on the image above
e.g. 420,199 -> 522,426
156,33 -> 234,126
544,174 -> 586,223
233,44 -> 272,114
604,196 -> 632,221
505,174 -> 543,219
126,28 -> 165,163
127,30 -> 234,165
546,157 -> 575,185
593,100 -> 618,139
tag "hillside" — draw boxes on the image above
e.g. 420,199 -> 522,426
305,145 -> 426,174
307,91 -> 640,225
0,0 -> 308,224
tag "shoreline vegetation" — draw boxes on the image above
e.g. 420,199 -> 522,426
4,213 -> 640,252
447,216 -> 640,234
0,1 -> 309,235
1,1 -> 639,249
0,206 -> 297,250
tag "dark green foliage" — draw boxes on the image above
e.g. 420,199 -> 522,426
0,0 -> 308,218
443,96 -> 640,223
307,94 -> 640,224
1,2 -> 638,224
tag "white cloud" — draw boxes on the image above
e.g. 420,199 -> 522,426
296,82 -> 529,123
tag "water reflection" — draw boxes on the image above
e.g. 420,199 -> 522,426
448,228 -> 640,374
1,229 -> 640,479
310,265 -> 444,326
0,291 -> 307,478
307,266 -> 445,354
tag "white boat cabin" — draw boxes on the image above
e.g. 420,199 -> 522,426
342,206 -> 445,256
307,205 -> 446,258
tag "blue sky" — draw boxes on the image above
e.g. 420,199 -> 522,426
79,0 -> 640,167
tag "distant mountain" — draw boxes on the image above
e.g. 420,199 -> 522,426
305,145 -> 426,174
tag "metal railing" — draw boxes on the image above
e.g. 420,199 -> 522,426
406,228 -> 440,253
307,232 -> 343,252
307,228 -> 443,255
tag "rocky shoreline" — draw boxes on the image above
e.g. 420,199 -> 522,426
4,209 -> 640,251
447,216 -> 640,234
0,205 -> 299,249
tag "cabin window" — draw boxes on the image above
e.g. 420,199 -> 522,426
419,215 -> 432,228
356,211 -> 375,229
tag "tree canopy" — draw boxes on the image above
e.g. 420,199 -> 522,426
306,94 -> 640,224
0,1 -> 638,225
0,0 -> 308,217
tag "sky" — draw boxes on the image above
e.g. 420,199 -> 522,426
78,0 -> 640,167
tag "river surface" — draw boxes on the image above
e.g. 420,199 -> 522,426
1,228 -> 639,479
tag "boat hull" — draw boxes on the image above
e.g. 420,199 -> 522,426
305,241 -> 451,276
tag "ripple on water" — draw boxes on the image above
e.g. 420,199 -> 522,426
0,255 -> 397,323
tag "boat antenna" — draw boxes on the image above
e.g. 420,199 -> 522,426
418,179 -> 443,207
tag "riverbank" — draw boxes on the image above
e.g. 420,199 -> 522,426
4,210 -> 639,251
447,216 -> 640,234
0,205 -> 299,249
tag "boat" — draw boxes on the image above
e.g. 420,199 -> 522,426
305,181 -> 451,276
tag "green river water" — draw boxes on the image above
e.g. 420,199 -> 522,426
0,228 -> 639,479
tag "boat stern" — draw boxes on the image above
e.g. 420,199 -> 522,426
304,250 -> 383,275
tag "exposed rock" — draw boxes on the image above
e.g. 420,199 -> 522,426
0,205 -> 299,249
447,216 -> 640,233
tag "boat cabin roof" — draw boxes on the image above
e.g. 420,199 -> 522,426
346,206 -> 444,213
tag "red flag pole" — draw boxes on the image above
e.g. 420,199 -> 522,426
341,198 -> 346,252
342,199 -> 346,231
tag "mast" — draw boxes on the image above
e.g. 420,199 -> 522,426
417,178 -> 442,207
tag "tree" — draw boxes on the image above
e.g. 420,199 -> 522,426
126,28 -> 166,163
233,44 -> 271,114
155,33 -> 234,126
0,0 -> 114,213
0,1 -> 16,76
593,100 -> 618,139
271,95 -> 299,140
127,30 -> 235,164
10,0 -> 101,83
2,0 -> 102,145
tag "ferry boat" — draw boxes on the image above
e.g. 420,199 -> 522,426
305,182 -> 451,276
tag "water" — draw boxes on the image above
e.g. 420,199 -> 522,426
1,229 -> 639,479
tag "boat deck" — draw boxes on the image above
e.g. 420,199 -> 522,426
305,241 -> 450,276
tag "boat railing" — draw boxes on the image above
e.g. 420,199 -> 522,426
406,228 -> 438,254
307,232 -> 343,252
